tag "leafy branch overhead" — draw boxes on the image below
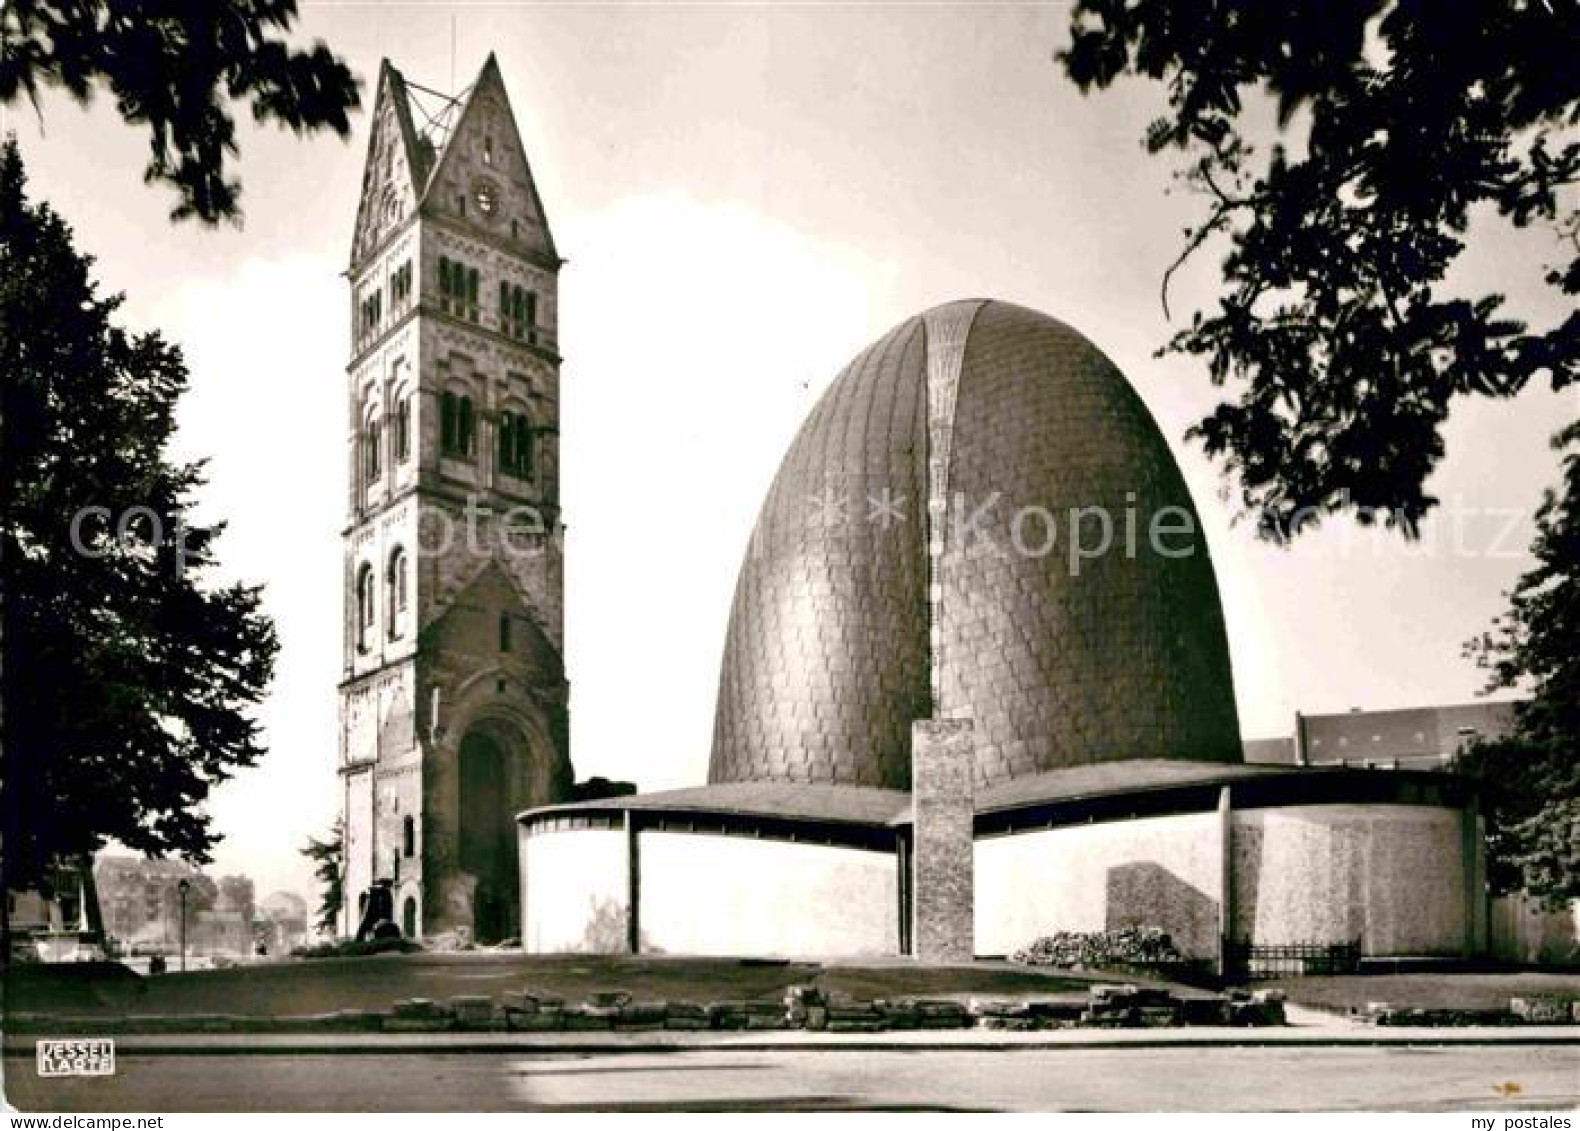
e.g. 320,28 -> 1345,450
0,0 -> 361,223
1061,0 -> 1580,541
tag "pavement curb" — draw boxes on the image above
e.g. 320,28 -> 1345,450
8,1027 -> 1580,1056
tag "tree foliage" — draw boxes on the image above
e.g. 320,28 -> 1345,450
301,819 -> 343,934
1061,0 -> 1579,541
216,873 -> 256,922
1459,421 -> 1580,905
0,0 -> 360,223
0,140 -> 279,890
1060,2 -> 1580,901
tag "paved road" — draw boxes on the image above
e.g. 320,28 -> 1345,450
8,1045 -> 1580,1112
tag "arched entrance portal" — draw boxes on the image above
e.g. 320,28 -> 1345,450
402,895 -> 418,939
457,726 -> 523,943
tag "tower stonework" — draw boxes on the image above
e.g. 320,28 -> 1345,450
338,55 -> 572,943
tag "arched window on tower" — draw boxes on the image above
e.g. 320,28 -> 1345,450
459,395 -> 475,454
386,547 -> 408,638
403,815 -> 415,857
393,394 -> 411,463
441,391 -> 476,459
438,257 -> 454,315
363,415 -> 382,484
497,408 -> 534,480
356,564 -> 375,652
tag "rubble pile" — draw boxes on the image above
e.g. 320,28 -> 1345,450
1010,927 -> 1183,970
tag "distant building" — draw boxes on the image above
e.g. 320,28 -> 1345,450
94,856 -> 259,958
189,909 -> 251,957
5,859 -> 103,962
258,891 -> 311,955
1244,700 -> 1521,770
95,856 -> 199,953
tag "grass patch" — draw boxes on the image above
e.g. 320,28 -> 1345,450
291,937 -> 423,959
1270,971 -> 1580,1014
6,953 -> 1191,1019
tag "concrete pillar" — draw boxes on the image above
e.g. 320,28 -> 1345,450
1217,785 -> 1234,977
1462,796 -> 1486,957
624,810 -> 641,955
911,719 -> 974,964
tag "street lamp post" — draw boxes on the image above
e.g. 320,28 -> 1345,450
176,878 -> 191,973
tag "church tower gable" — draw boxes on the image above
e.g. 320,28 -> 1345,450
418,54 -> 558,265
350,61 -> 428,273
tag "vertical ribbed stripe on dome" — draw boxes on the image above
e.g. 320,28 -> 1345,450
920,300 -> 987,717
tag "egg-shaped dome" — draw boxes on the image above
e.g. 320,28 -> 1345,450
708,300 -> 1241,790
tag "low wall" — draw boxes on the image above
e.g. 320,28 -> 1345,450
638,832 -> 897,957
522,798 -> 1477,960
975,811 -> 1223,958
976,802 -> 1474,959
520,826 -> 627,953
1232,804 -> 1469,956
1490,895 -> 1580,966
519,824 -> 898,957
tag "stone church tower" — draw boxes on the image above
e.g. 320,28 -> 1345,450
338,55 -> 572,943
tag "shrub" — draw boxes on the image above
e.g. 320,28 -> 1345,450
291,937 -> 421,960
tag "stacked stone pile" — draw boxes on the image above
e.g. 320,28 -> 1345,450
1357,995 -> 1579,1028
1081,983 -> 1183,1028
1011,927 -> 1183,970
709,1000 -> 790,1030
1224,988 -> 1287,1027
7,982 -> 1307,1035
970,997 -> 1085,1031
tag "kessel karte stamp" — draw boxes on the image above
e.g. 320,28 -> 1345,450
35,1039 -> 115,1078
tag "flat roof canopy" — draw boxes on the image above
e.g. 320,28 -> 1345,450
520,759 -> 1474,840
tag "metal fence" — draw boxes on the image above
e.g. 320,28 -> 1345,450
1224,938 -> 1361,978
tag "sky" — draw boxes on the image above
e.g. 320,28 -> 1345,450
6,3 -> 1573,901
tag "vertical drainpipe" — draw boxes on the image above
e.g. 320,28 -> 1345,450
896,830 -> 911,956
1293,710 -> 1308,766
624,809 -> 640,956
1217,784 -> 1235,979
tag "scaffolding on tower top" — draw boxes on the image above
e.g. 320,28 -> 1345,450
403,76 -> 473,166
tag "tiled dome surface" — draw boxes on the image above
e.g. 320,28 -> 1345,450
708,301 -> 1241,790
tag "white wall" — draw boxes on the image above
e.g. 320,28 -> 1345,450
520,826 -> 627,953
638,832 -> 898,957
975,812 -> 1223,958
1232,804 -> 1469,955
340,769 -> 375,936
1490,895 -> 1580,966
521,801 -> 1476,960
